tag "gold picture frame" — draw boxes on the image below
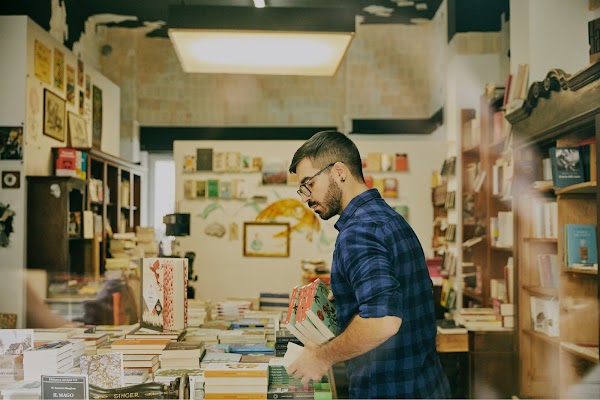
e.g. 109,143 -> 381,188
43,89 -> 65,142
68,112 -> 89,148
243,222 -> 290,257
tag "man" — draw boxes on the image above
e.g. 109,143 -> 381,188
286,131 -> 450,399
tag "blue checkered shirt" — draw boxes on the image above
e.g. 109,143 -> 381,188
331,189 -> 450,399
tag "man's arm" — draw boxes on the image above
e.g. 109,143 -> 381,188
286,314 -> 401,384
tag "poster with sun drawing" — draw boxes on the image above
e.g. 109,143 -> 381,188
141,258 -> 188,332
243,222 -> 290,257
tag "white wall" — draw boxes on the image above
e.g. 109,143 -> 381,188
0,16 -> 29,327
510,0 -> 596,82
0,16 -> 123,326
174,138 -> 445,302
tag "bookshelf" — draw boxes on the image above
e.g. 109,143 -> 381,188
507,62 -> 600,399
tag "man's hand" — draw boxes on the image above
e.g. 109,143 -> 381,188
285,341 -> 331,385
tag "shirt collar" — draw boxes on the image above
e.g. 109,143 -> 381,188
334,188 -> 381,232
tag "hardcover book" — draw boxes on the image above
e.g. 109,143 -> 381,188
564,224 -> 598,269
303,279 -> 337,342
294,283 -> 328,345
283,286 -> 309,344
141,258 -> 189,332
196,148 -> 213,171
549,146 -> 585,188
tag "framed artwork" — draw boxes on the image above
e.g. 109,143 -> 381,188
92,85 -> 103,149
243,222 -> 290,257
43,89 -> 65,142
68,112 -> 89,147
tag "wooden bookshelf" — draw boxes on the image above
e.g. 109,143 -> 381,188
507,62 -> 600,399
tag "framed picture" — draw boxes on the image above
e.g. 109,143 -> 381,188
243,222 -> 290,257
43,89 -> 65,142
92,85 -> 103,149
68,112 -> 89,148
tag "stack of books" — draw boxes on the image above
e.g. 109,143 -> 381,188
159,341 -> 205,369
33,327 -> 80,342
184,328 -> 220,346
275,328 -> 303,357
204,362 -> 268,400
218,329 -> 266,345
187,299 -> 211,327
123,368 -> 149,386
154,368 -> 205,400
456,308 -> 503,330
122,354 -> 160,380
71,332 -> 109,356
110,338 -> 171,356
215,300 -> 252,320
65,338 -> 85,367
199,353 -> 242,369
258,292 -> 290,313
285,279 -> 337,345
125,327 -> 187,342
23,340 -> 73,381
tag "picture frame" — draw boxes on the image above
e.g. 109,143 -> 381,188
243,222 -> 290,257
43,89 -> 65,142
68,112 -> 89,148
92,85 -> 103,149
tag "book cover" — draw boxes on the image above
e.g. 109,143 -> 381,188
203,362 -> 268,379
382,177 -> 398,198
196,180 -> 207,198
564,224 -> 598,269
0,330 -> 34,355
161,341 -> 204,358
213,151 -> 226,172
110,339 -> 171,350
80,353 -> 123,389
537,254 -> 558,288
395,153 -> 409,172
183,155 -> 196,173
207,179 -> 220,198
183,180 -> 196,199
141,258 -> 188,332
304,279 -> 337,342
549,146 -> 584,188
196,148 -> 213,171
294,283 -> 328,345
283,286 -> 309,344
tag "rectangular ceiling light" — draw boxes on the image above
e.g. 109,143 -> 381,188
168,6 -> 355,76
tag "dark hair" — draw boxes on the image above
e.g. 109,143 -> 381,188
289,130 -> 365,183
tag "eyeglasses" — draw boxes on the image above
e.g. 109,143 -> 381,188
297,162 -> 337,197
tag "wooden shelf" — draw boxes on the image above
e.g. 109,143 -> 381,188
561,267 -> 598,276
462,287 -> 483,302
462,144 -> 480,155
555,181 -> 597,195
522,328 -> 559,346
560,341 -> 599,363
523,285 -> 558,297
490,245 -> 513,252
522,237 -> 558,243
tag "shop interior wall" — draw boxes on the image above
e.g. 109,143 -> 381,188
173,137 -> 446,302
0,16 -> 122,326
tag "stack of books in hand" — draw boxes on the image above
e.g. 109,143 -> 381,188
284,279 -> 337,345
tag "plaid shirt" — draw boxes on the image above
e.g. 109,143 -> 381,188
332,189 -> 450,399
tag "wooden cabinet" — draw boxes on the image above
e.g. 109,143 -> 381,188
26,176 -> 89,275
507,62 -> 600,398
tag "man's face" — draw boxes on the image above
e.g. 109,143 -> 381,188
296,159 -> 342,220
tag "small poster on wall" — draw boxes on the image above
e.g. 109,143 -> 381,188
43,89 -> 65,142
0,127 -> 23,160
53,48 -> 64,91
66,65 -> 75,105
34,40 -> 51,84
92,85 -> 103,149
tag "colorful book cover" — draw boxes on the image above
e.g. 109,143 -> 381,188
283,286 -> 308,344
295,283 -> 328,345
549,146 -> 584,188
382,177 -> 398,198
80,353 -> 123,389
141,258 -> 188,332
196,148 -> 213,171
207,179 -> 220,198
304,279 -> 337,341
564,224 -> 598,268
183,154 -> 196,173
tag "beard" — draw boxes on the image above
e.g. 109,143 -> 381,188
309,176 -> 342,220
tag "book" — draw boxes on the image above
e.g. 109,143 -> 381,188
564,224 -> 598,269
0,330 -> 33,355
395,153 -> 409,171
80,353 -> 123,389
549,146 -> 585,188
160,341 -> 205,358
141,258 -> 188,332
293,284 -> 328,345
196,148 -> 213,171
123,368 -> 149,385
183,154 -> 196,173
122,354 -> 159,368
203,362 -> 268,385
537,254 -> 558,288
284,286 -> 309,344
125,328 -> 186,341
110,339 -> 171,351
303,279 -> 337,342
436,319 -> 467,334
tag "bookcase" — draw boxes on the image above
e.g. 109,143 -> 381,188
28,149 -> 144,275
506,62 -> 600,398
460,95 -> 514,310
